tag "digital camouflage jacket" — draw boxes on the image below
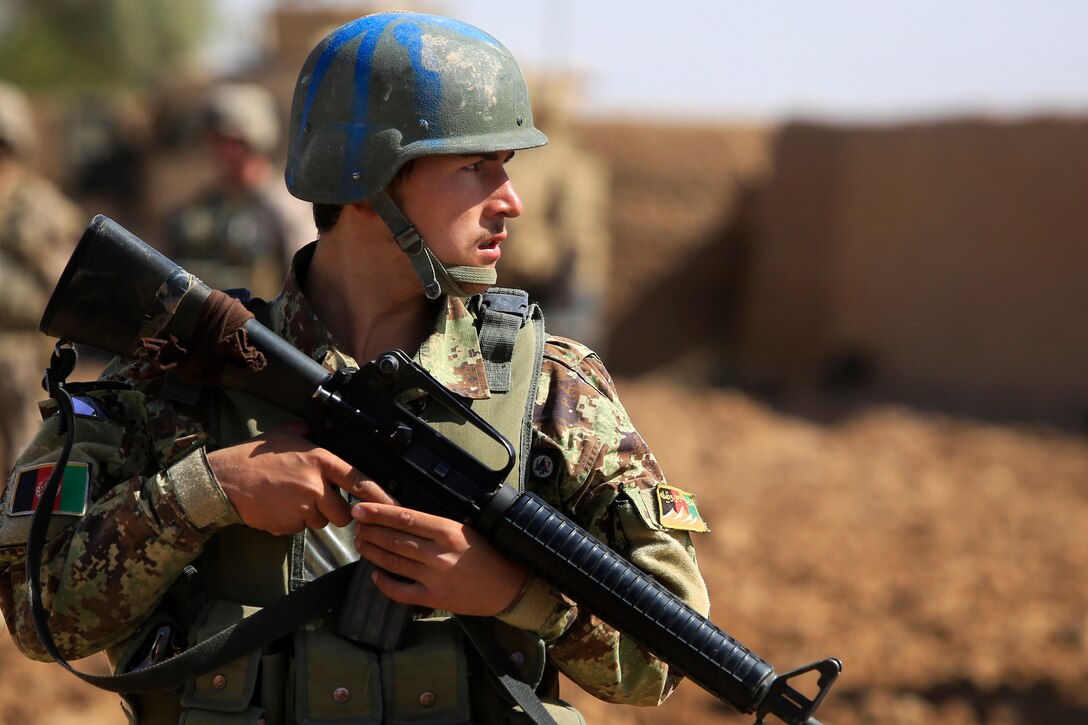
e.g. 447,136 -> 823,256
0,246 -> 710,713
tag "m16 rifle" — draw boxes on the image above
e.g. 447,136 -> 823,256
30,215 -> 841,725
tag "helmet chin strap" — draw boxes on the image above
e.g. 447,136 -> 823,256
370,192 -> 497,299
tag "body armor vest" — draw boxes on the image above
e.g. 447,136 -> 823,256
117,291 -> 583,725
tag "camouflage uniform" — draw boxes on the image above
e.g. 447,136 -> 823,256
0,164 -> 84,483
160,83 -> 316,299
159,181 -> 299,297
0,243 -> 710,722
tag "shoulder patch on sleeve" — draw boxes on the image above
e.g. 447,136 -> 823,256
527,448 -> 562,486
72,396 -> 108,420
654,485 -> 710,533
7,462 -> 91,517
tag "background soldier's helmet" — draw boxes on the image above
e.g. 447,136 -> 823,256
285,12 -> 548,204
205,82 -> 280,156
0,80 -> 36,160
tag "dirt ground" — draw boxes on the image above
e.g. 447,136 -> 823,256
2,376 -> 1086,724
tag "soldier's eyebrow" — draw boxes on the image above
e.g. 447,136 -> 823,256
465,151 -> 516,162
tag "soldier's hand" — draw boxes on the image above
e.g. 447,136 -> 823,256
351,502 -> 529,616
208,424 -> 395,535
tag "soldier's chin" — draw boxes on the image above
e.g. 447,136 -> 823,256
458,281 -> 493,297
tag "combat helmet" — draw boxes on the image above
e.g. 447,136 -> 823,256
285,12 -> 548,298
205,82 -> 280,156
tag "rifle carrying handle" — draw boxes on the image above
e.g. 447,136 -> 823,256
337,559 -> 413,651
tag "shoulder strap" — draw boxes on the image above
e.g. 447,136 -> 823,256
468,288 -> 545,491
475,288 -> 531,394
456,615 -> 558,725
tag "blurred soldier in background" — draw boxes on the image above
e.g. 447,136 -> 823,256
0,80 -> 84,477
499,76 -> 611,353
159,82 -> 317,298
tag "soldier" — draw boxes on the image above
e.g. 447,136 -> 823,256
0,14 -> 710,724
160,82 -> 317,299
0,80 -> 83,481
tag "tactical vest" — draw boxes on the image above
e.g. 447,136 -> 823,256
114,290 -> 584,725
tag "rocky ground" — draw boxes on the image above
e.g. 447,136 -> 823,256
3,377 -> 1087,724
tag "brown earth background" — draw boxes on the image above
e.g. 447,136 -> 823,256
4,5 -> 1088,725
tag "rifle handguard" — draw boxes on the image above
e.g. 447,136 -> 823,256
486,491 -> 841,723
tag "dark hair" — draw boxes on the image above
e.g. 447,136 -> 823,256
311,160 -> 415,235
312,204 -> 342,234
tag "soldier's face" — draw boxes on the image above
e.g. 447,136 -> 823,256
391,151 -> 522,293
210,132 -> 250,166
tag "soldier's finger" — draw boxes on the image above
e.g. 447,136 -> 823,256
317,483 -> 353,527
305,511 -> 331,530
356,540 -> 425,582
370,568 -> 430,607
352,502 -> 445,539
356,523 -> 427,561
326,456 -> 397,505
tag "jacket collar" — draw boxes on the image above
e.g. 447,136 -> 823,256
267,242 -> 491,400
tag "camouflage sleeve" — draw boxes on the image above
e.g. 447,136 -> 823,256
496,337 -> 711,706
0,381 -> 239,661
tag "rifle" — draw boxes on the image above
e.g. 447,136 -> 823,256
35,215 -> 841,725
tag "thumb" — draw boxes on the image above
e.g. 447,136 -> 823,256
317,482 -> 353,528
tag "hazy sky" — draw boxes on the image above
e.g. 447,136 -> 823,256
210,0 -> 1088,123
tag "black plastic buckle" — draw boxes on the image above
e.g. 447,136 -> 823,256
479,290 -> 530,326
43,339 -> 78,395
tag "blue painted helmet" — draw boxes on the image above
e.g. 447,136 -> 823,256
286,12 -> 548,204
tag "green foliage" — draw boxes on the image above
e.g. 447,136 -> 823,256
0,0 -> 210,91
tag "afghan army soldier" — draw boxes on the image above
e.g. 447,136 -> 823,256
0,14 -> 710,723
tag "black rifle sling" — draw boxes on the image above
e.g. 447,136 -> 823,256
457,615 -> 558,725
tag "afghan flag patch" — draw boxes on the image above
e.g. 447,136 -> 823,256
655,485 -> 709,533
7,462 -> 90,517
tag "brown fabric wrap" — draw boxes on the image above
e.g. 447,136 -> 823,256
136,289 -> 267,384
